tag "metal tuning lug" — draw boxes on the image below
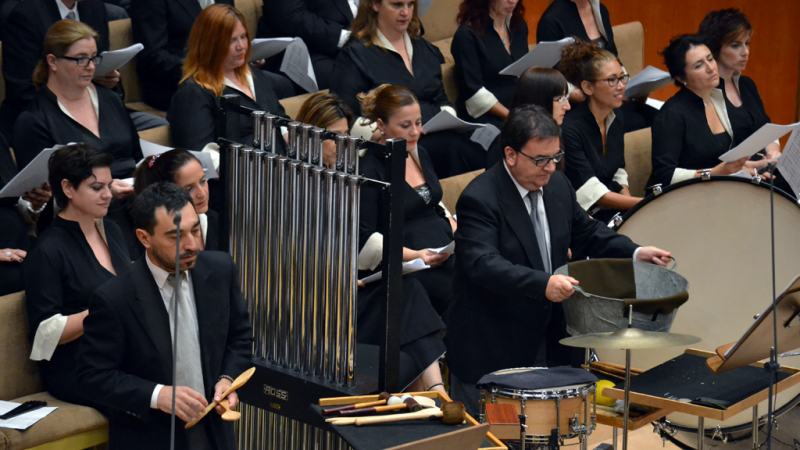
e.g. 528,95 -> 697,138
607,213 -> 623,229
700,170 -> 712,181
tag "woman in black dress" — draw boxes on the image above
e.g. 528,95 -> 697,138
451,0 -> 528,129
537,0 -> 616,55
648,35 -> 748,188
331,0 -> 487,178
133,150 -> 219,252
559,40 -> 640,220
24,144 -> 131,406
168,4 -> 288,152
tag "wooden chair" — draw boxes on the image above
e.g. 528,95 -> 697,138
623,127 -> 652,198
439,169 -> 485,215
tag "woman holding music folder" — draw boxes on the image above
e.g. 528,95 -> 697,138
168,4 -> 287,153
647,34 -> 750,189
451,0 -> 528,129
558,40 -> 641,220
330,0 -> 486,178
24,144 -> 131,407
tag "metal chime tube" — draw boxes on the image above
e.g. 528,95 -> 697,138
236,146 -> 252,291
227,143 -> 242,266
321,167 -> 337,382
252,111 -> 264,149
264,114 -> 277,153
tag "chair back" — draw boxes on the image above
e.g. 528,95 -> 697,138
440,169 -> 485,214
623,127 -> 652,198
0,291 -> 42,400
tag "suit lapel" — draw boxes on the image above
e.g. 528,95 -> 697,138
542,184 -> 561,269
35,0 -> 62,32
175,0 -> 202,21
130,258 -> 174,379
335,0 -> 355,22
496,167 -> 544,270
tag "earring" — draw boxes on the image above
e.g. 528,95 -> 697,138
381,131 -> 385,136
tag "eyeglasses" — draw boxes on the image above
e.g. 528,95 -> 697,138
594,74 -> 630,87
553,95 -> 569,106
59,55 -> 103,67
517,150 -> 564,167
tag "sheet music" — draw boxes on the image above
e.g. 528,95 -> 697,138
0,401 -> 58,430
423,111 -> 484,134
359,258 -> 431,284
499,37 -> 574,77
280,39 -> 318,93
719,122 -> 800,162
0,148 -> 58,198
623,66 -> 673,100
249,38 -> 294,62
428,241 -> 455,255
95,43 -> 144,76
470,124 -> 501,151
138,140 -> 218,180
645,98 -> 665,110
778,129 -> 800,198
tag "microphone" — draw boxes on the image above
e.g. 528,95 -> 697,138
758,161 -> 776,175
170,210 -> 182,450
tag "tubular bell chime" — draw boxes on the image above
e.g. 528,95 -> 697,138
216,96 -> 406,450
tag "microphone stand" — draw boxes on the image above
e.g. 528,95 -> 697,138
170,211 -> 182,450
764,165 -> 779,450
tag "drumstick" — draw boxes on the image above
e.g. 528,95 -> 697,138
591,361 -> 643,375
322,392 -> 392,415
185,367 -> 256,429
326,398 -> 422,423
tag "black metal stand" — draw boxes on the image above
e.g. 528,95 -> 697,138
765,165 -> 780,450
169,211 -> 182,450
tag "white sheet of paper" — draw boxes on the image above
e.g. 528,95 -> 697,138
645,97 -> 665,110
778,129 -> 800,197
138,139 -> 219,180
719,122 -> 800,162
95,43 -> 144,76
623,66 -> 673,99
280,39 -> 318,93
428,241 -> 455,255
417,0 -> 433,16
423,111 -> 484,134
0,148 -> 57,198
359,258 -> 431,284
120,177 -> 134,186
249,38 -> 294,62
470,124 -> 501,151
0,401 -> 58,430
499,37 -> 574,77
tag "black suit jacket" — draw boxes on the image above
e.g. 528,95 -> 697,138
130,0 -> 234,110
77,251 -> 253,450
445,165 -> 638,383
257,0 -> 353,58
0,0 -> 109,137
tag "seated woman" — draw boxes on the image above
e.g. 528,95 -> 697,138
485,67 -> 571,168
133,149 -> 219,252
12,19 -> 141,248
297,89 -> 447,393
24,144 -> 131,406
647,35 -> 748,188
537,0 -> 616,55
331,0 -> 487,179
451,0 -> 528,129
559,40 -> 641,220
168,4 -> 288,153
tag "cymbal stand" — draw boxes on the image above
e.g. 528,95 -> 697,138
622,305 -> 632,450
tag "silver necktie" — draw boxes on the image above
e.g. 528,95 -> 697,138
528,190 -> 551,273
65,11 -> 76,20
166,273 -> 205,396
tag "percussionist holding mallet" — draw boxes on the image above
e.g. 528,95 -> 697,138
444,105 -> 671,416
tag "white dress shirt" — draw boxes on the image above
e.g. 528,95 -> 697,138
55,0 -> 80,21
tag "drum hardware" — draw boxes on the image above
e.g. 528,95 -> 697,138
519,414 -> 528,449
779,351 -> 800,357
606,213 -> 622,229
700,170 -> 712,180
645,184 -> 663,196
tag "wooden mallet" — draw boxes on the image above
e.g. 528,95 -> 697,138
185,367 -> 256,429
353,401 -> 466,426
322,392 -> 392,416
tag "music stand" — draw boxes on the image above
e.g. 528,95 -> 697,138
706,275 -> 800,374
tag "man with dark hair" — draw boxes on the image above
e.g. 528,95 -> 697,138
77,182 -> 252,450
445,105 -> 670,415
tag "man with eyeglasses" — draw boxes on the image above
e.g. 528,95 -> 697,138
444,104 -> 670,416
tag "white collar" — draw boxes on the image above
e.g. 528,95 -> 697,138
503,160 -> 543,199
731,71 -> 741,91
603,109 -> 616,133
55,0 -> 79,20
375,29 -> 414,62
587,0 -> 607,40
224,70 -> 256,101
145,253 -> 189,290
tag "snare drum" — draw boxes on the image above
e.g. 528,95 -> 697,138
478,367 -> 596,447
602,177 -> 800,444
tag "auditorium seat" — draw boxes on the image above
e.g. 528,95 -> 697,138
440,169 -> 485,214
0,291 -> 109,450
623,127 -> 652,198
138,125 -> 173,147
279,90 -> 329,121
234,0 -> 262,37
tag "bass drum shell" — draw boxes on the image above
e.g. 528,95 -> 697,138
598,177 -> 800,430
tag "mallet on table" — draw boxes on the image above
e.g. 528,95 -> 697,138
185,367 -> 256,429
333,401 -> 466,427
322,392 -> 392,416
327,397 -> 424,424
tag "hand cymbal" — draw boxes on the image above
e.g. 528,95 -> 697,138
559,327 -> 701,350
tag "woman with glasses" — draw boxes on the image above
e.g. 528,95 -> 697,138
485,67 -> 571,168
558,40 -> 640,220
647,35 -> 748,189
12,20 -> 142,246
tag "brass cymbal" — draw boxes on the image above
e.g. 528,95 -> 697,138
559,327 -> 701,350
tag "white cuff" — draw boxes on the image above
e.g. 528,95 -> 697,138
465,87 -> 499,119
440,106 -> 457,118
633,246 -> 642,261
202,142 -> 220,171
29,314 -> 69,361
350,116 -> 378,141
575,176 -> 610,211
338,30 -> 351,49
438,201 -> 452,218
612,168 -> 629,187
357,232 -> 384,271
670,168 -> 696,185
199,212 -> 208,246
151,384 -> 164,409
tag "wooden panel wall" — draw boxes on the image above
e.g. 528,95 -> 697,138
522,0 -> 800,127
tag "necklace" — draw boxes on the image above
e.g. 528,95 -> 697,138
494,21 -> 508,45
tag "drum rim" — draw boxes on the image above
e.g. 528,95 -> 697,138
618,176 -> 800,230
488,383 -> 596,400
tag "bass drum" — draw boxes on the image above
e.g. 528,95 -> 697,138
598,177 -> 800,445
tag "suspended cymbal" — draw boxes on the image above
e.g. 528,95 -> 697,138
559,327 -> 701,350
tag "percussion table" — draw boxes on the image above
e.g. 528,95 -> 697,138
602,349 -> 800,450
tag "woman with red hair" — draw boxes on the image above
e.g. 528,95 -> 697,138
168,4 -> 287,152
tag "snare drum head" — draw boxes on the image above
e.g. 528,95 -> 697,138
601,178 -> 800,428
477,367 -> 597,396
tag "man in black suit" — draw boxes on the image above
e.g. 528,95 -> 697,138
257,0 -> 355,90
0,0 -> 115,139
77,182 -> 252,450
445,105 -> 670,415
